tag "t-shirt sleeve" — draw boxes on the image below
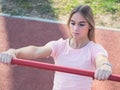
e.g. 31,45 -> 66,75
91,44 -> 108,64
46,38 -> 63,58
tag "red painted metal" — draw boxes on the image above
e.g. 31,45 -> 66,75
11,58 -> 120,82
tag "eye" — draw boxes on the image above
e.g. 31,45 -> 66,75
70,22 -> 75,25
79,23 -> 85,26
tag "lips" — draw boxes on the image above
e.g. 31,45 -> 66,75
73,32 -> 79,35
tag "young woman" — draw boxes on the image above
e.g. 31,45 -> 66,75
0,5 -> 112,90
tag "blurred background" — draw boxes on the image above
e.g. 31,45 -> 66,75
0,0 -> 120,29
0,0 -> 120,90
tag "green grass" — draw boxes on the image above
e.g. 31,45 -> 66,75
0,0 -> 120,28
52,0 -> 120,15
0,0 -> 120,20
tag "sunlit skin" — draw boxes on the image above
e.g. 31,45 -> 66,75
69,12 -> 91,49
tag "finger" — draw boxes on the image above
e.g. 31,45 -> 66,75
1,54 -> 6,62
95,69 -> 101,80
0,53 -> 2,62
4,54 -> 9,63
94,70 -> 98,79
6,54 -> 12,63
101,70 -> 107,80
1,54 -> 12,63
104,71 -> 112,80
3,54 -> 8,63
95,69 -> 106,80
97,69 -> 103,80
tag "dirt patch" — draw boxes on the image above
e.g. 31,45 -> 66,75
95,13 -> 120,29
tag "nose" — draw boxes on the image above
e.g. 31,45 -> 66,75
74,25 -> 79,32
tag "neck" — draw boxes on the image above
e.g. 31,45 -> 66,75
69,37 -> 90,49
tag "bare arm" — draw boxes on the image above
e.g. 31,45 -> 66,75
15,45 -> 52,60
94,54 -> 112,80
95,54 -> 111,68
0,45 -> 52,64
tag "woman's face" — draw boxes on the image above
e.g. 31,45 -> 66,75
69,12 -> 90,40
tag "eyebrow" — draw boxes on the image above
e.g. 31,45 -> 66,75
70,20 -> 87,23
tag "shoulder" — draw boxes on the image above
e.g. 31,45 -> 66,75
89,41 -> 105,49
46,38 -> 69,57
46,38 -> 69,48
89,41 -> 108,58
50,38 -> 68,44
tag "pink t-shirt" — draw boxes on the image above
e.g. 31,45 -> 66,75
46,38 -> 108,90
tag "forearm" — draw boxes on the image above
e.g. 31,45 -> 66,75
0,45 -> 52,64
14,45 -> 52,60
95,54 -> 111,68
15,45 -> 39,60
94,54 -> 112,80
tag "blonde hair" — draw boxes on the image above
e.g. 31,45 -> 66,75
67,5 -> 95,42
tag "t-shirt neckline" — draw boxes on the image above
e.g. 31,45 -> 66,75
67,38 -> 93,51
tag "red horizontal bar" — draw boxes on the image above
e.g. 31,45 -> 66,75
11,58 -> 120,82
